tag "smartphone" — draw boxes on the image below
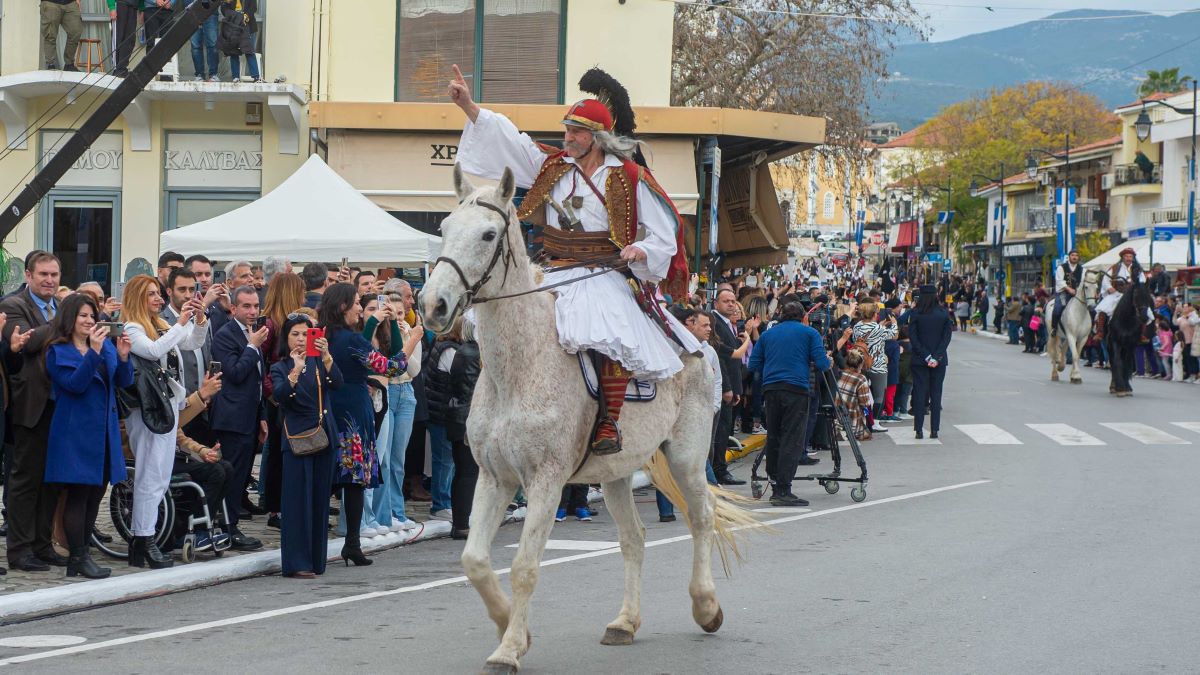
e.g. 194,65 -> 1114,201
340,256 -> 349,270
96,321 -> 125,338
736,319 -> 746,332
112,281 -> 125,301
376,294 -> 388,309
253,316 -> 267,331
305,327 -> 324,357
207,361 -> 222,377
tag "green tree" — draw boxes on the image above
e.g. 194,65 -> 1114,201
1137,68 -> 1194,97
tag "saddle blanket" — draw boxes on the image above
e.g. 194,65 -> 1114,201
577,353 -> 656,402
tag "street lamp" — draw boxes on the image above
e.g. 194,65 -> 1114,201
971,162 -> 1008,297
1025,134 -> 1071,187
1134,81 -> 1197,266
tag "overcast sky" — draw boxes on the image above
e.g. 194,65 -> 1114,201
925,1 -> 1198,42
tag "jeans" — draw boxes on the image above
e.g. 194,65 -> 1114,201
190,13 -> 219,79
1007,320 -> 1020,344
229,33 -> 260,80
378,382 -> 417,524
895,380 -> 913,416
426,423 -> 455,514
655,490 -> 674,518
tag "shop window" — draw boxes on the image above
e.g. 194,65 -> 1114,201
396,0 -> 564,104
169,194 -> 258,229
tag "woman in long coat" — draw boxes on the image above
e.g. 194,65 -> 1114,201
270,313 -> 342,578
44,294 -> 134,579
907,284 -> 953,440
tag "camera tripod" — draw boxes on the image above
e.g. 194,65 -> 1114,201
750,368 -> 869,503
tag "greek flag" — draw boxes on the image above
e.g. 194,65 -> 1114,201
990,203 -> 1008,246
1055,187 -> 1076,262
937,211 -> 954,225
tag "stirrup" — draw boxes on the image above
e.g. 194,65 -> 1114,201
590,417 -> 622,456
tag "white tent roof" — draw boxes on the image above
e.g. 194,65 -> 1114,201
160,155 -> 441,265
1083,235 -> 1198,272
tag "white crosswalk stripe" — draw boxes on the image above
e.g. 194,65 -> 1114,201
888,432 -> 942,445
1170,422 -> 1200,436
1099,423 -> 1190,445
1027,423 -> 1105,446
955,424 -> 1023,445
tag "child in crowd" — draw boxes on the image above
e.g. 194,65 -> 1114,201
837,350 -> 874,441
1155,318 -> 1174,380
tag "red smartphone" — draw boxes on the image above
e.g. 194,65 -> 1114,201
305,328 -> 324,357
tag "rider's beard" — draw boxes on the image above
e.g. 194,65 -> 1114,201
564,140 -> 591,158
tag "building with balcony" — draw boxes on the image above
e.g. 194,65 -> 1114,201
1108,94 -> 1172,236
0,0 -> 827,291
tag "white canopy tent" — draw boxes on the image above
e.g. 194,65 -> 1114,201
1083,235 -> 1198,272
160,155 -> 441,265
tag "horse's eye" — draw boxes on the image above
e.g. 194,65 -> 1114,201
482,231 -> 497,242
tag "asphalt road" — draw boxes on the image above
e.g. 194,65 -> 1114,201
2,332 -> 1197,674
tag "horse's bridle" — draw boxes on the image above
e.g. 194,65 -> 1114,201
431,199 -> 517,316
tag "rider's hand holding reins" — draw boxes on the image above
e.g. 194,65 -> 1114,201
448,65 -> 480,123
620,245 -> 647,264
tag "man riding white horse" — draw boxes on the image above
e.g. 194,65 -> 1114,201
1051,249 -> 1084,335
448,65 -> 699,456
1094,247 -> 1146,340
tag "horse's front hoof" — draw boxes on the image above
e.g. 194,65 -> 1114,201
1070,378 -> 1082,384
480,662 -> 518,675
1116,390 -> 1132,398
601,627 -> 635,646
700,606 -> 724,633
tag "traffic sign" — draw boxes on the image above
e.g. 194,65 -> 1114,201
943,259 -> 953,272
1153,230 -> 1174,242
924,252 -> 943,263
996,270 -> 1007,281
870,233 -> 884,246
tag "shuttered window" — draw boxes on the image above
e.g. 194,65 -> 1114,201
396,0 -> 563,104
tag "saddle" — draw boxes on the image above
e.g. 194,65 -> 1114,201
577,353 -> 656,402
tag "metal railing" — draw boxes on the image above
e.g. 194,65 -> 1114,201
1029,201 -> 1109,232
1113,163 -> 1162,186
1140,204 -> 1191,227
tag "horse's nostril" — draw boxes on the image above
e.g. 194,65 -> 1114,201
436,298 -> 447,315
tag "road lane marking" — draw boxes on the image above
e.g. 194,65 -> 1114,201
1027,423 -> 1105,446
1170,422 -> 1200,436
1100,423 -> 1190,445
888,433 -> 942,445
0,480 -> 991,667
505,540 -> 618,551
955,424 -> 1022,445
751,507 -> 813,514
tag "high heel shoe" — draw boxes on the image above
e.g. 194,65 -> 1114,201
340,546 -> 373,566
129,536 -> 174,569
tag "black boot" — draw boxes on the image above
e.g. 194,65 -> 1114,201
129,536 -> 174,569
67,547 -> 111,579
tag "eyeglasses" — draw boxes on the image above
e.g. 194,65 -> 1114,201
286,312 -> 314,324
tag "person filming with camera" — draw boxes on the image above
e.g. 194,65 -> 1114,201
747,301 -> 831,506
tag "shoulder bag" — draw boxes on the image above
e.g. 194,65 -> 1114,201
284,365 -> 330,457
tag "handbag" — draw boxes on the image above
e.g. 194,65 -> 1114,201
1029,315 -> 1042,332
284,364 -> 330,457
122,354 -> 176,434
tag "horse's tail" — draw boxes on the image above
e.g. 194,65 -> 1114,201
644,450 -> 762,577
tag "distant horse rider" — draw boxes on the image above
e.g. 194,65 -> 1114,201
1094,247 -> 1145,340
1051,249 -> 1083,335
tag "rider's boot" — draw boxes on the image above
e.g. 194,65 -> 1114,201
1095,312 -> 1107,341
591,356 -> 629,456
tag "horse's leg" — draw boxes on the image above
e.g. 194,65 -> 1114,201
598,476 -> 644,646
664,439 -> 722,632
483,478 -> 561,673
1049,334 -> 1060,381
462,473 -> 518,641
1068,331 -> 1084,384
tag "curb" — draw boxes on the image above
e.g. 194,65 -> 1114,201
967,328 -> 1008,342
0,470 -> 650,625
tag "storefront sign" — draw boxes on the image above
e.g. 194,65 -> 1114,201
41,131 -> 122,188
1003,243 -> 1033,258
165,133 -> 262,189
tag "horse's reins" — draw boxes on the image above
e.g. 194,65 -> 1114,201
432,198 -> 629,307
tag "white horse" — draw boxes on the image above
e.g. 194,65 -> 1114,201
1046,269 -> 1101,384
420,166 -> 756,675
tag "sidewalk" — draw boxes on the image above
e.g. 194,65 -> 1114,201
0,471 -> 651,624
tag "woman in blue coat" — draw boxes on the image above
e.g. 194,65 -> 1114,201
44,294 -> 134,579
270,313 -> 343,578
907,285 -> 953,440
318,284 -> 407,566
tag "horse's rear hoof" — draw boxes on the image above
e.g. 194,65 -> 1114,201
601,627 -> 635,646
1070,378 -> 1082,384
700,606 -> 724,633
1116,390 -> 1132,397
480,663 -> 518,675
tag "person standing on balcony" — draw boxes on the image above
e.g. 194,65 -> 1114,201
1134,150 -> 1155,184
41,0 -> 83,72
218,0 -> 263,83
142,0 -> 173,53
190,2 -> 220,81
107,0 -> 139,78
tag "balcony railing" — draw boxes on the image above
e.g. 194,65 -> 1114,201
1113,163 -> 1162,187
1139,202 -> 1198,227
1029,200 -> 1109,232
1029,206 -> 1055,232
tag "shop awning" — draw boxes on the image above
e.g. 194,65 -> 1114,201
327,130 -> 700,215
890,219 -> 917,251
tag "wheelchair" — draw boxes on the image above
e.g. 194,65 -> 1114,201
90,461 -> 232,564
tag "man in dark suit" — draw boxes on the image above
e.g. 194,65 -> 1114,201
209,285 -> 268,550
709,288 -> 747,486
0,252 -> 66,571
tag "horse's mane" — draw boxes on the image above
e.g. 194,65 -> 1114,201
1109,279 -> 1153,341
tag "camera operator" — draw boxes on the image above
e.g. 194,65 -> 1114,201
748,301 -> 831,506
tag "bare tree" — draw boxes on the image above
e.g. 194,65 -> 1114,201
672,0 -> 925,162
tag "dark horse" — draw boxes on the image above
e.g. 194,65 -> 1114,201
1104,275 -> 1154,397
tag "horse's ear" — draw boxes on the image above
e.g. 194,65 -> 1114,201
453,163 -> 475,203
496,167 -> 516,205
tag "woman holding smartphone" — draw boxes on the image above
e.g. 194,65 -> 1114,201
319,283 -> 409,566
259,273 -> 306,525
43,294 -> 134,579
123,274 -> 207,568
271,313 -> 342,578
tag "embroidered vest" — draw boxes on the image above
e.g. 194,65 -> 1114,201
517,153 -> 638,248
1061,262 -> 1082,289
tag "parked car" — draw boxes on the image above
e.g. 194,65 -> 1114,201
794,228 -> 822,240
829,252 -> 850,268
817,231 -> 843,243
